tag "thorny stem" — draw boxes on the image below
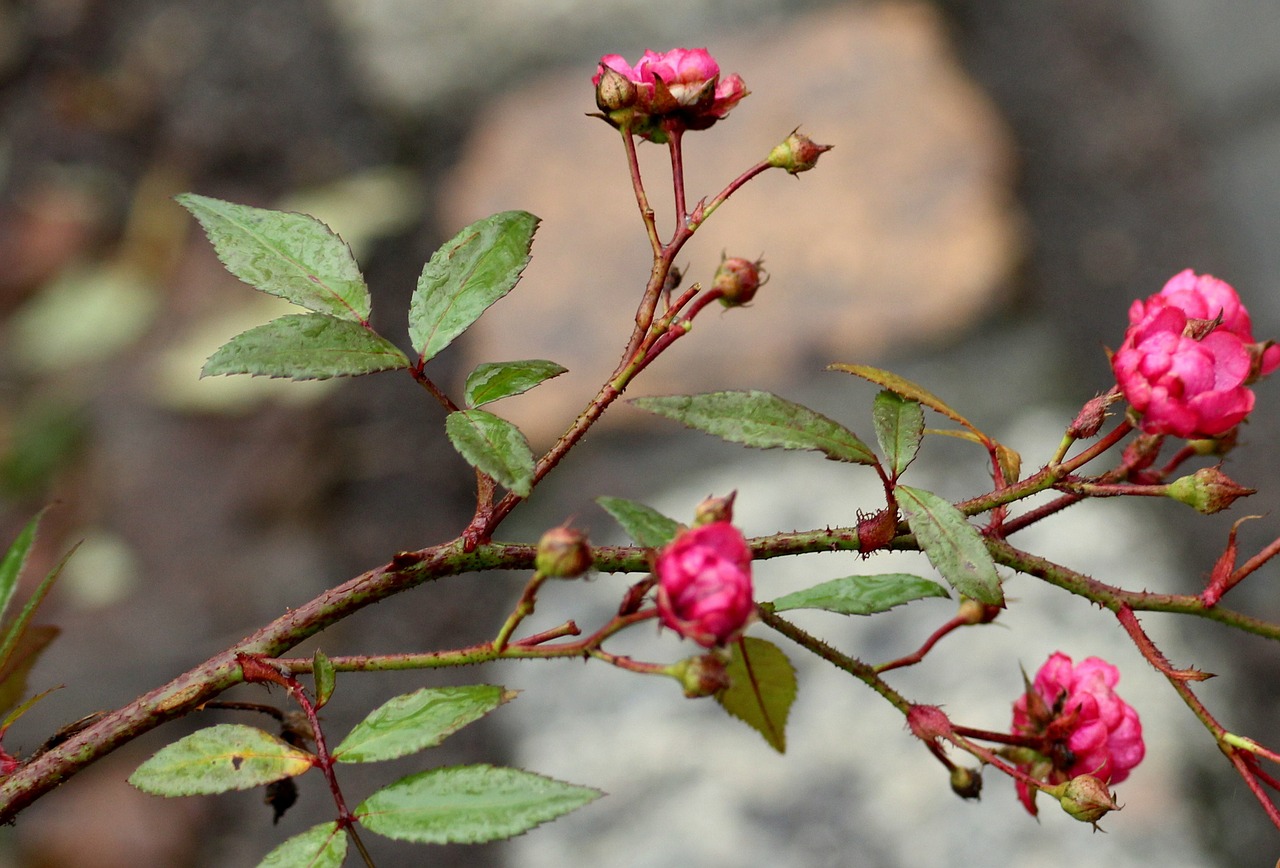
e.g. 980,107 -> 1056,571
980,420 -> 1143,536
668,128 -> 687,233
1052,479 -> 1171,499
459,136 -> 781,550
1232,534 -> 1280,586
622,126 -> 662,257
691,159 -> 773,228
1116,605 -> 1280,829
271,609 -> 659,674
6,524 -> 1280,822
287,674 -> 374,867
756,605 -> 911,715
409,365 -> 460,413
946,731 -> 1053,796
492,571 -> 549,653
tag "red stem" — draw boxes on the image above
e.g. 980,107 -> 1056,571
1232,535 -> 1280,586
668,128 -> 687,232
874,614 -> 968,673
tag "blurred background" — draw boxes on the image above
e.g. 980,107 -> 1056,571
1,0 -> 1278,865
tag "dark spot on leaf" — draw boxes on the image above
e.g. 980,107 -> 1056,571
231,754 -> 244,770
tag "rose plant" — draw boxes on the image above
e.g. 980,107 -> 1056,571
2,46 -> 1280,865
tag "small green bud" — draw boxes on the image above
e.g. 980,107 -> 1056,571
694,491 -> 736,526
767,128 -> 832,175
1167,466 -> 1255,514
672,652 -> 731,698
1052,774 -> 1121,826
535,526 -> 593,578
949,765 -> 983,801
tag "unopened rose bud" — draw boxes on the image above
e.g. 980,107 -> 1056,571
906,704 -> 953,743
949,765 -> 983,801
1120,433 -> 1163,477
694,491 -> 736,526
1166,466 -> 1255,515
767,128 -> 833,175
1054,774 -> 1120,826
1068,391 -> 1120,439
956,598 -> 1001,625
595,63 -> 637,112
656,521 -> 754,647
673,652 -> 731,698
714,255 -> 767,307
535,526 -> 593,578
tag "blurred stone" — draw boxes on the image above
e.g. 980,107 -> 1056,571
440,2 -> 1021,440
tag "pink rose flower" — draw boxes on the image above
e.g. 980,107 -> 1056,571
593,48 -> 747,141
1112,301 -> 1257,438
1128,270 -> 1280,378
1136,269 -> 1257,340
655,521 -> 754,647
1011,652 -> 1144,816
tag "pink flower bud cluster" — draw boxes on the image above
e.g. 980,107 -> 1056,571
1112,270 -> 1279,438
655,521 -> 754,648
593,48 -> 748,143
1011,652 -> 1144,817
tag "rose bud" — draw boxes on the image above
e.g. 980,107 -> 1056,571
1166,466 -> 1255,515
535,526 -> 593,579
673,652 -> 732,698
714,255 -> 767,307
655,521 -> 754,648
693,491 -> 736,526
767,128 -> 833,175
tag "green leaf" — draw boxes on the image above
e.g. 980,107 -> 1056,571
0,541 -> 75,696
444,409 -> 535,497
829,364 -> 989,436
596,496 -> 681,548
257,822 -> 347,868
128,724 -> 315,796
872,390 -> 924,478
896,485 -> 1003,606
356,764 -> 602,844
311,649 -> 335,711
0,625 -> 59,718
715,637 -> 797,753
631,391 -> 876,464
464,359 -> 568,408
410,211 -> 539,364
177,194 -> 370,322
0,512 -> 41,627
769,573 -> 950,616
334,685 -> 516,764
202,314 -> 409,380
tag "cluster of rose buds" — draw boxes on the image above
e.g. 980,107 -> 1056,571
593,48 -> 748,143
654,515 -> 754,648
1010,653 -> 1145,818
1112,270 -> 1279,438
